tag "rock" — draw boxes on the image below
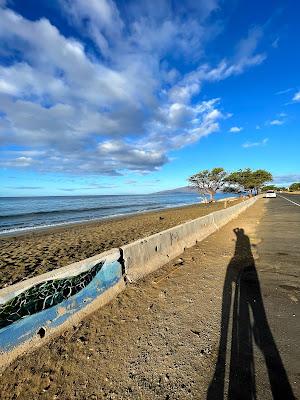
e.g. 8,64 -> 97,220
78,335 -> 88,343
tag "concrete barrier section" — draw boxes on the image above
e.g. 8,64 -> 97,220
122,197 -> 259,282
122,213 -> 218,282
212,197 -> 256,229
0,249 -> 124,368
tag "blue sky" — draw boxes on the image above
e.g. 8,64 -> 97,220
0,0 -> 299,196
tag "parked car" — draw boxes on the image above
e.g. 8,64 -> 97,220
264,190 -> 277,198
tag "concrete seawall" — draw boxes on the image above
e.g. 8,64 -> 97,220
122,197 -> 257,282
0,196 -> 259,370
0,249 -> 125,369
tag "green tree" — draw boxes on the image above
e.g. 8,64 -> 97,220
261,185 -> 287,192
226,168 -> 272,195
188,168 -> 227,201
225,168 -> 253,194
252,169 -> 273,192
261,185 -> 277,192
289,182 -> 300,191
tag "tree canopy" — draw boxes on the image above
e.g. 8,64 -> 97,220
261,185 -> 287,192
188,168 -> 227,200
188,167 -> 273,201
226,168 -> 272,194
289,182 -> 300,191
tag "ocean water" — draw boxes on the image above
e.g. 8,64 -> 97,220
0,193 -> 236,236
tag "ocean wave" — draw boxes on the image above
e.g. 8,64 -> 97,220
0,202 -> 159,219
0,200 -> 202,236
0,212 -> 130,236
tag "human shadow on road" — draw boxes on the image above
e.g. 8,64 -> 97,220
207,228 -> 295,400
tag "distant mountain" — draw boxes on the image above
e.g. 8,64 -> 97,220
153,186 -> 198,194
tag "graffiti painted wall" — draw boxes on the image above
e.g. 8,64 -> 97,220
0,249 -> 123,354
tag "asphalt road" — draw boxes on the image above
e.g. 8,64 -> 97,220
250,194 -> 300,399
205,194 -> 300,400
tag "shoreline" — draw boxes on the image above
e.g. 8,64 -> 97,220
0,194 -> 238,239
0,200 -> 201,239
0,198 -> 241,289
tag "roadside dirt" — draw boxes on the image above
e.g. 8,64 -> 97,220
0,199 -> 265,399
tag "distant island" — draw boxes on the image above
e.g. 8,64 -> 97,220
153,186 -> 198,194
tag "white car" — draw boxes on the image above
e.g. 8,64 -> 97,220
264,190 -> 277,198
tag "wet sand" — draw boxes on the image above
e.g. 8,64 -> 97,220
0,199 -> 241,289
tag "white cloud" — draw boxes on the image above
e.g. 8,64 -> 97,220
242,138 -> 268,148
293,91 -> 300,102
60,0 -> 123,56
275,88 -> 293,95
0,4 -> 268,175
270,119 -> 284,126
0,8 -> 156,110
169,27 -> 266,104
272,37 -> 279,48
0,156 -> 36,168
273,174 -> 300,185
229,126 -> 243,133
95,140 -> 167,174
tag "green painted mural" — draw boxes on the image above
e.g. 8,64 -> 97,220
0,260 -> 104,329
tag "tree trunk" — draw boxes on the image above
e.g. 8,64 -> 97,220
208,190 -> 215,202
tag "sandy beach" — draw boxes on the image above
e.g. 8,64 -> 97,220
0,199 -> 241,289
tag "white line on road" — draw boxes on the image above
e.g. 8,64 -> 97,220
278,195 -> 300,207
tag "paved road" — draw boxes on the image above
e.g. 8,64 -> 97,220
250,193 -> 300,399
206,194 -> 300,400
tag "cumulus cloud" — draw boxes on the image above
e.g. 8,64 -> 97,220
0,2 -> 267,175
242,138 -> 268,148
97,140 -> 168,173
229,126 -> 243,133
60,0 -> 123,56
